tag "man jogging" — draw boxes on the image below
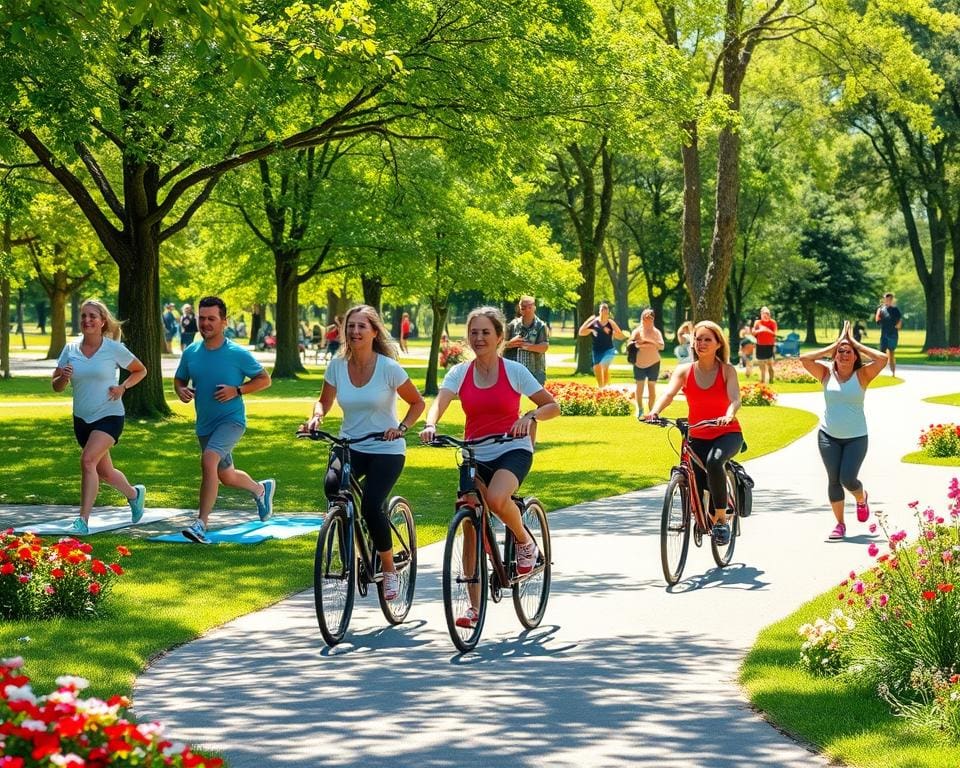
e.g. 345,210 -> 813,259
174,296 -> 275,544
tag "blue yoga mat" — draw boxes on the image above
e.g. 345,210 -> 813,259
149,516 -> 325,544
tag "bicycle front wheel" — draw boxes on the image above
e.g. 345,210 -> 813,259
442,506 -> 487,653
512,498 -> 551,629
711,468 -> 739,568
378,496 -> 417,625
661,472 -> 691,585
314,505 -> 355,646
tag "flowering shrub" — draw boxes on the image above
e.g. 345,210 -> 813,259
544,382 -> 632,416
927,347 -> 960,362
798,608 -> 856,676
801,479 -> 960,739
772,357 -> 816,383
0,531 -> 130,620
919,423 -> 960,458
439,342 -> 467,368
740,383 -> 777,406
0,657 -> 222,768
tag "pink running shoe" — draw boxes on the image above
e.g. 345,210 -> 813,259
829,522 -> 846,540
856,493 -> 870,523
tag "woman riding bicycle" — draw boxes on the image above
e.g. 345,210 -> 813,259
420,306 -> 559,627
306,305 -> 424,601
646,320 -> 742,546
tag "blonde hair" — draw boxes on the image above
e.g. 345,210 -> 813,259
692,320 -> 730,364
80,299 -> 123,341
341,305 -> 397,361
465,306 -> 506,352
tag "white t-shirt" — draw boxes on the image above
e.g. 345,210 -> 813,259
324,355 -> 411,455
440,358 -> 542,461
57,338 -> 137,423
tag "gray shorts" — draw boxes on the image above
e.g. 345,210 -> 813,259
199,421 -> 245,470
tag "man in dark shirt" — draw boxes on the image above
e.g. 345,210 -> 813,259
874,292 -> 902,375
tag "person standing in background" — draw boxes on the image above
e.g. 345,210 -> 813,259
179,303 -> 198,350
162,303 -> 178,354
505,295 -> 550,386
874,293 -> 902,376
752,307 -> 778,385
578,302 -> 626,388
628,308 -> 664,417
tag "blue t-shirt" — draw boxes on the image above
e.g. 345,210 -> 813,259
877,305 -> 901,336
175,339 -> 264,435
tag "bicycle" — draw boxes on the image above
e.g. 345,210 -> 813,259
427,433 -> 551,653
641,417 -> 744,585
297,429 -> 417,646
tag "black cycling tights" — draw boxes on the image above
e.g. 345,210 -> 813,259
325,448 -> 405,553
688,432 -> 744,511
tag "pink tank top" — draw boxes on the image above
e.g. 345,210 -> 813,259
459,359 -> 521,439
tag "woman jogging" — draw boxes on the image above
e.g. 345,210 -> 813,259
578,302 -> 626,388
52,299 -> 147,535
799,322 -> 887,540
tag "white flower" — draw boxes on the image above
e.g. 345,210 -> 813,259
51,754 -> 85,767
3,683 -> 36,703
19,718 -> 47,732
1,656 -> 24,668
56,675 -> 90,690
162,741 -> 187,757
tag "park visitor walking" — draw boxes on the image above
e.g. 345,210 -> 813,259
504,295 -> 550,386
173,296 -> 275,544
799,321 -> 887,540
52,299 -> 147,535
875,292 -> 902,376
162,303 -> 178,354
420,306 -> 560,628
646,320 -> 743,546
752,306 -> 778,384
628,308 -> 664,417
179,303 -> 198,350
305,305 -> 425,600
578,302 -> 626,388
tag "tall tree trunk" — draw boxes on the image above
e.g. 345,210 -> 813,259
361,273 -> 383,313
70,291 -> 81,335
679,120 -> 704,320
804,305 -> 818,346
424,297 -> 449,396
1,215 -> 11,379
949,215 -> 960,347
45,278 -> 68,360
273,251 -> 306,378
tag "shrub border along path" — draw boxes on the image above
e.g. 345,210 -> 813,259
131,367 -> 959,767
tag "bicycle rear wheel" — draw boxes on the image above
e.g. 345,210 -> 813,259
314,505 -> 355,646
378,497 -> 417,625
442,507 -> 487,653
661,472 -> 691,585
710,468 -> 739,568
512,498 -> 551,628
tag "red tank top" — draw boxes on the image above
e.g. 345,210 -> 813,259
459,359 -> 521,439
682,364 -> 741,440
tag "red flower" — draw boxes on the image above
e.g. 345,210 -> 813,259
922,590 -> 936,600
109,563 -> 124,575
89,582 -> 102,595
51,568 -> 65,579
91,559 -> 108,576
31,732 -> 62,760
116,546 -> 132,557
938,583 -> 954,593
1,562 -> 14,575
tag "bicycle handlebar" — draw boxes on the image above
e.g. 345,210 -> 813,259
425,433 -> 519,449
296,429 -> 386,445
641,417 -> 722,430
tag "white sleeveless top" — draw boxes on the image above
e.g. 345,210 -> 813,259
821,372 -> 867,439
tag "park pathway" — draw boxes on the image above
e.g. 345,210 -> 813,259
133,368 -> 959,767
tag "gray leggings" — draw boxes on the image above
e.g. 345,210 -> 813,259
817,430 -> 867,503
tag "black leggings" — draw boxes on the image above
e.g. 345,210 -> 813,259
817,430 -> 867,503
325,449 -> 405,553
688,432 -> 743,510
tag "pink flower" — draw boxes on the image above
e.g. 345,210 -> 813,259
868,543 -> 880,557
891,530 -> 907,543
909,500 -> 920,508
853,581 -> 865,594
925,530 -> 936,540
869,523 -> 877,533
878,594 -> 889,607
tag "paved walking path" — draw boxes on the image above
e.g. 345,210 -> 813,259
19,367 -> 942,765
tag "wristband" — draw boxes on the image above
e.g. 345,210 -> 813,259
425,423 -> 437,430
398,423 -> 408,433
236,386 -> 243,397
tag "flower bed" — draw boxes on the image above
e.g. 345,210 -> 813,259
740,383 -> 777,406
919,424 -> 960,458
773,357 -> 816,383
0,532 -> 130,620
544,381 -> 632,416
0,657 -> 222,767
797,479 -> 960,739
439,342 -> 467,368
926,347 -> 960,362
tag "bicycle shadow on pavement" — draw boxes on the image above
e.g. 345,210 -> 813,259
668,562 -> 770,594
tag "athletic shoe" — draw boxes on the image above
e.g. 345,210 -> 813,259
711,522 -> 731,546
856,493 -> 870,523
517,539 -> 539,575
182,519 -> 211,544
256,479 -> 276,522
129,484 -> 146,524
382,570 -> 399,601
828,522 -> 846,540
70,517 -> 89,536
455,606 -> 479,629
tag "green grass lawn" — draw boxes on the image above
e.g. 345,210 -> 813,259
925,393 -> 960,407
0,390 -> 815,700
742,589 -> 960,767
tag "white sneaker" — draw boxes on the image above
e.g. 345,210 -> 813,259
517,539 -> 539,575
182,519 -> 211,544
382,570 -> 399,601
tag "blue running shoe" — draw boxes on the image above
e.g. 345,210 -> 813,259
256,479 -> 276,522
129,484 -> 146,524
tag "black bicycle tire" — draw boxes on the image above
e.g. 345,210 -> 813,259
377,497 -> 417,625
314,506 -> 355,646
710,468 -> 739,568
512,498 -> 551,629
442,506 -> 487,653
661,472 -> 691,585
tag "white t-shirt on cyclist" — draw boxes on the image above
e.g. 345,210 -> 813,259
57,338 -> 137,423
324,354 -> 410,455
